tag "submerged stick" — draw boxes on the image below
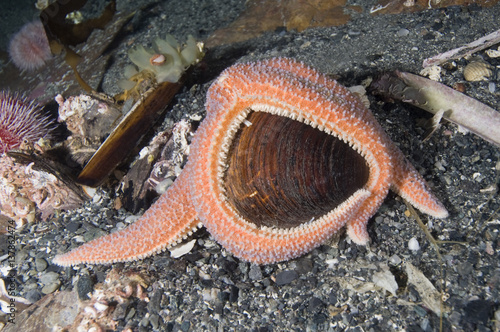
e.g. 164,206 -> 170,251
370,71 -> 500,147
423,28 -> 500,67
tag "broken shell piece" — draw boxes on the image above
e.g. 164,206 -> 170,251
78,79 -> 185,187
57,94 -> 121,138
464,61 -> 494,81
56,94 -> 122,166
485,47 -> 500,58
419,65 -> 442,81
169,239 -> 196,258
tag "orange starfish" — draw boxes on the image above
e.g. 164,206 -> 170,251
54,58 -> 448,266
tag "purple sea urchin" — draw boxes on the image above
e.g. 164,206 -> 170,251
0,91 -> 55,153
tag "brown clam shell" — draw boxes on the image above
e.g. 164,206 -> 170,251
224,111 -> 370,229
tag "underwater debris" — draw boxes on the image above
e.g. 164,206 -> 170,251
56,94 -> 121,166
423,28 -> 500,67
116,119 -> 193,213
0,154 -> 85,227
370,71 -> 500,147
67,268 -> 149,331
77,36 -> 204,187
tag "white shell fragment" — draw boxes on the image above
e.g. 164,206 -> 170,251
372,268 -> 399,295
408,237 -> 420,252
419,65 -> 442,81
169,239 -> 196,258
405,262 -> 445,315
485,47 -> 500,58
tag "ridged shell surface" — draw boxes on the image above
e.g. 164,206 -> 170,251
224,111 -> 370,228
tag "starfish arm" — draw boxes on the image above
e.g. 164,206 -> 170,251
53,169 -> 200,266
193,58 -> 398,263
203,189 -> 371,264
345,189 -> 389,245
390,149 -> 448,218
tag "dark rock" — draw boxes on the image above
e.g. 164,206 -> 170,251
65,221 -> 81,233
24,289 -> 42,303
328,292 -> 337,305
147,289 -> 162,313
308,297 -> 324,312
113,302 -> 130,321
180,320 -> 191,332
464,299 -> 494,325
249,264 -> 263,280
219,291 -> 230,303
229,285 -> 239,303
295,258 -> 313,275
149,313 -> 160,330
76,274 -> 94,300
275,270 -> 298,286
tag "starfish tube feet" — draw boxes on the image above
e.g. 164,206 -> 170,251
53,170 -> 199,265
53,57 -> 448,266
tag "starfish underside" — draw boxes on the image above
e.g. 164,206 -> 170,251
54,58 -> 448,266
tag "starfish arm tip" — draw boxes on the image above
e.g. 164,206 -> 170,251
346,223 -> 370,245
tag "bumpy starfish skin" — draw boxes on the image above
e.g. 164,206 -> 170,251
54,58 -> 448,266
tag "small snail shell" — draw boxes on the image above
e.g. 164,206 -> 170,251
150,54 -> 166,66
463,61 -> 494,81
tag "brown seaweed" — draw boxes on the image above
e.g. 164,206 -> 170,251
40,0 -> 116,93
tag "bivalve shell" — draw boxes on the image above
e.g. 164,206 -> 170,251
463,61 -> 494,82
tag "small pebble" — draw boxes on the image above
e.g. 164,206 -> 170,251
180,321 -> 191,332
397,28 -> 410,36
308,297 -> 324,312
295,258 -> 313,275
66,221 -> 81,233
125,307 -> 136,320
35,258 -> 48,272
39,271 -> 60,285
275,270 -> 299,286
328,292 -> 337,305
77,274 -> 94,300
112,302 -> 129,321
488,82 -> 496,93
229,285 -> 239,303
249,264 -> 263,280
41,282 -> 60,294
408,237 -> 420,252
24,289 -> 42,303
389,254 -> 402,265
149,313 -> 160,330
